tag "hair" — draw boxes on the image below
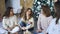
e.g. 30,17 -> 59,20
57,0 -> 60,1
20,7 -> 25,18
54,1 -> 60,24
3,7 -> 13,17
41,5 -> 51,17
0,13 -> 1,16
24,8 -> 33,20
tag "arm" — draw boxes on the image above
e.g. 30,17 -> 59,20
37,14 -> 42,32
25,18 -> 34,30
37,15 -> 41,30
2,18 -> 7,29
14,16 -> 18,26
46,20 -> 54,34
44,16 -> 53,34
11,16 -> 18,29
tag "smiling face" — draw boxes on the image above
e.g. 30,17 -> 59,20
24,8 -> 33,20
26,10 -> 32,16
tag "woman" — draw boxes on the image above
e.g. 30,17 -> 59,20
19,8 -> 34,34
18,7 -> 25,34
46,1 -> 60,34
2,7 -> 19,34
37,5 -> 53,34
18,7 -> 25,25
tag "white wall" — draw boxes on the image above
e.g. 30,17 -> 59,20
6,0 -> 21,14
5,0 -> 12,8
10,0 -> 21,14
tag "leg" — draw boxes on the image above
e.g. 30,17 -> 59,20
10,26 -> 19,34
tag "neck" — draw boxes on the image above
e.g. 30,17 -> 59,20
42,13 -> 47,17
26,15 -> 30,20
10,14 -> 14,17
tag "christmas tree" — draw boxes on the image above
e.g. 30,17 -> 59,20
32,0 -> 54,20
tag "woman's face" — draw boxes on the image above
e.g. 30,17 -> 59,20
26,10 -> 32,15
10,9 -> 14,16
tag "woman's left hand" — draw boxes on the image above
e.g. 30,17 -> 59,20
8,27 -> 13,31
21,27 -> 26,30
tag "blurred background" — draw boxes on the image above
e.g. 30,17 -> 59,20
0,0 -> 57,34
0,0 -> 55,18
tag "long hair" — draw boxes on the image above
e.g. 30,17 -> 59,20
24,8 -> 33,20
3,7 -> 13,17
20,7 -> 25,18
41,5 -> 51,17
54,1 -> 60,24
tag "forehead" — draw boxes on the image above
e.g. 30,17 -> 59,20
27,10 -> 31,11
10,9 -> 13,12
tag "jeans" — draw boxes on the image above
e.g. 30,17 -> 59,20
20,21 -> 26,27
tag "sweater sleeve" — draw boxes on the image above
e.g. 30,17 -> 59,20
46,19 -> 54,33
37,14 -> 41,30
25,18 -> 34,29
2,17 -> 7,29
14,16 -> 18,26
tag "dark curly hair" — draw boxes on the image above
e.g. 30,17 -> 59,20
3,7 -> 13,17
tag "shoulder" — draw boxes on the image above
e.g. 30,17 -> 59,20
38,14 -> 43,18
2,16 -> 9,21
20,18 -> 24,20
12,15 -> 17,18
3,16 -> 8,19
13,15 -> 17,17
29,17 -> 34,22
3,16 -> 6,19
47,16 -> 53,19
39,14 -> 43,16
31,17 -> 34,19
30,17 -> 34,20
50,18 -> 56,24
49,16 -> 53,18
20,18 -> 25,22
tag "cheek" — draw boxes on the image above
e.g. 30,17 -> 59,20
10,12 -> 13,14
26,11 -> 32,15
26,12 -> 29,14
28,11 -> 32,14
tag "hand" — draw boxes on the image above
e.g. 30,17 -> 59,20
37,29 -> 42,33
7,28 -> 10,30
7,27 -> 13,31
21,27 -> 26,30
45,33 -> 48,34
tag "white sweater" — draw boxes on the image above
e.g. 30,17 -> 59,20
47,18 -> 60,34
2,15 -> 18,29
37,14 -> 53,33
19,17 -> 34,30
